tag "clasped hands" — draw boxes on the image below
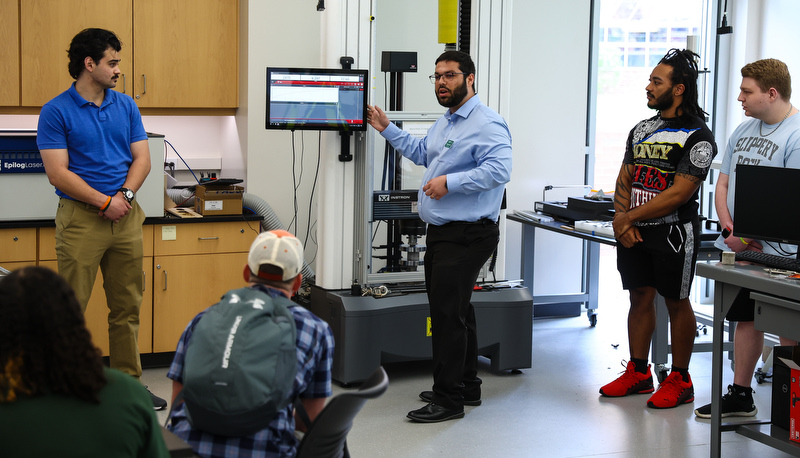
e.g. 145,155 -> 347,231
613,212 -> 642,248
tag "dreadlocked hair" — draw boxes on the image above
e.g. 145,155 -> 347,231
0,267 -> 106,404
658,48 -> 707,120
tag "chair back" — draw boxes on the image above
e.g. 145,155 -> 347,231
296,366 -> 389,458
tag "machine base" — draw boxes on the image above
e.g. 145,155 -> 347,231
309,285 -> 533,385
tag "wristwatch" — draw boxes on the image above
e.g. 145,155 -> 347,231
721,226 -> 732,238
119,187 -> 135,204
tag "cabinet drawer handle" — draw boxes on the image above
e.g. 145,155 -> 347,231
198,237 -> 220,240
142,74 -> 147,94
142,271 -> 146,292
122,74 -> 126,94
163,270 -> 167,291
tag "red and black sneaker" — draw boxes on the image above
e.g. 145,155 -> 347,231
599,360 -> 655,397
647,371 -> 694,409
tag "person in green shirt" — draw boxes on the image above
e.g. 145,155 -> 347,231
0,266 -> 169,458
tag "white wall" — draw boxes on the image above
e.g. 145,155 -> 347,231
0,117 -> 240,224
716,0 -> 800,146
759,0 -> 800,75
240,0 -> 326,275
502,0 -> 591,293
371,0 -> 443,112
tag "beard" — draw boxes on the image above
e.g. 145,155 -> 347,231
437,78 -> 469,108
648,88 -> 675,112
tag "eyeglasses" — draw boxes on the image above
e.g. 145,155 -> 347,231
429,72 -> 469,83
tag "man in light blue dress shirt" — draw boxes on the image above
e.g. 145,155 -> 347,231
368,50 -> 512,423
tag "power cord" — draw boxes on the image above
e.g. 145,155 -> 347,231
164,140 -> 200,184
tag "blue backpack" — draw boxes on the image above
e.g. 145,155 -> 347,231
179,287 -> 297,436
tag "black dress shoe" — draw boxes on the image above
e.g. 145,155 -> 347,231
419,390 -> 482,406
407,403 -> 465,423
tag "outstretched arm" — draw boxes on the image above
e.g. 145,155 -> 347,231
366,105 -> 390,132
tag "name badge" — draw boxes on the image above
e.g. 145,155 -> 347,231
445,140 -> 454,148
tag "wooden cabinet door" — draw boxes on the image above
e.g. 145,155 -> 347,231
152,251 -> 247,352
0,0 -> 20,106
0,228 -> 37,263
132,0 -> 238,108
19,0 -> 132,107
39,259 -> 154,357
153,221 -> 253,256
139,257 -> 154,354
0,261 -> 37,272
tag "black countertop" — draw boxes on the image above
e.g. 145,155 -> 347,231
0,213 -> 263,229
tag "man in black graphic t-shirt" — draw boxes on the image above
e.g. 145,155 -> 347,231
599,49 -> 717,410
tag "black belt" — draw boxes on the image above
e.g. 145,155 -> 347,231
439,218 -> 497,227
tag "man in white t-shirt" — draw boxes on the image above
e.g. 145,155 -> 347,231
695,58 -> 799,419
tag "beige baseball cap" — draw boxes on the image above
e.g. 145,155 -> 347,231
247,230 -> 304,281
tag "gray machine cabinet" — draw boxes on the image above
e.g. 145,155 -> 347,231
310,285 -> 533,385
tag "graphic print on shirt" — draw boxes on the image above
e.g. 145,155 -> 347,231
631,120 -> 685,208
733,135 -> 781,166
628,117 -> 712,225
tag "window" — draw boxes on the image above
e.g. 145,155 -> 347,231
592,0 -> 711,192
629,32 -> 646,43
627,47 -> 645,67
670,27 -> 690,43
607,27 -> 624,42
649,48 -> 667,67
650,28 -> 668,42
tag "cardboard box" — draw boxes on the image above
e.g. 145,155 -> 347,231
775,346 -> 800,442
194,184 -> 244,216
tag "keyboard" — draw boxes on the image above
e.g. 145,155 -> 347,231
734,251 -> 800,271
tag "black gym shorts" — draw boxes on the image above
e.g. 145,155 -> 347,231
616,220 -> 700,301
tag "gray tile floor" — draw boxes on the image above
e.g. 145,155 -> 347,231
144,247 -> 797,457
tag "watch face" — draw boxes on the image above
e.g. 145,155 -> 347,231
121,188 -> 134,202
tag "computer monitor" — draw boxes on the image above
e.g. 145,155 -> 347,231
265,67 -> 368,131
733,164 -> 800,254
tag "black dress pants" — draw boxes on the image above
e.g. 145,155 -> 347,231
425,221 -> 499,410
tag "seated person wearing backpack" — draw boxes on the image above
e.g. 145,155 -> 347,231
166,230 -> 335,458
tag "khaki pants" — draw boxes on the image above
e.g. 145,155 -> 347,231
55,198 -> 145,379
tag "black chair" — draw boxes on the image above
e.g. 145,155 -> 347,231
161,427 -> 200,457
296,366 -> 389,458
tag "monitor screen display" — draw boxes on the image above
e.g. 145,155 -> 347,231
733,164 -> 800,246
265,67 -> 368,131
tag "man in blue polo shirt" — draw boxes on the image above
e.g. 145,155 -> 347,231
36,28 -> 164,410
